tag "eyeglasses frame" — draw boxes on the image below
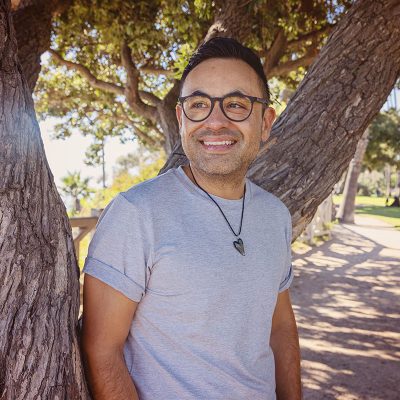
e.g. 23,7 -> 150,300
177,92 -> 269,122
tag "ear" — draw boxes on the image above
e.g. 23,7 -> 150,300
261,107 -> 276,142
176,104 -> 183,130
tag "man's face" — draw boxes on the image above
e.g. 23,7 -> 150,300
176,58 -> 276,178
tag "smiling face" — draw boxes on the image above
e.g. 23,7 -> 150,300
176,58 -> 276,180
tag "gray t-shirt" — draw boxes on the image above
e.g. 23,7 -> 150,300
83,165 -> 293,400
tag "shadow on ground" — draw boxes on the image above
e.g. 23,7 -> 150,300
291,222 -> 400,400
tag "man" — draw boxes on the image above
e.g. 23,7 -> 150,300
82,37 -> 301,400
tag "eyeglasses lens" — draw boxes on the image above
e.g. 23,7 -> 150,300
223,96 -> 252,121
183,95 -> 252,121
183,96 -> 212,121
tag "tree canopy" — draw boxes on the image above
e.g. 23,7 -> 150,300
364,108 -> 400,171
34,0 -> 351,157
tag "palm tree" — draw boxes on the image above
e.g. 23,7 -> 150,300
60,172 -> 94,214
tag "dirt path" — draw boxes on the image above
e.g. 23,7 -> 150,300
290,216 -> 400,399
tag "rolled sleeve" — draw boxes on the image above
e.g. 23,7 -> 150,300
83,193 -> 152,302
84,257 -> 145,302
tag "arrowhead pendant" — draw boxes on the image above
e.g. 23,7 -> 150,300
233,238 -> 245,256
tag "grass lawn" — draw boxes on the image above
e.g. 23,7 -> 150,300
333,195 -> 400,230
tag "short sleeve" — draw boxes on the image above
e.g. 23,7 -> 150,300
83,193 -> 152,302
278,208 -> 294,292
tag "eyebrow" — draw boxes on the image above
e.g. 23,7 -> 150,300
188,89 -> 249,97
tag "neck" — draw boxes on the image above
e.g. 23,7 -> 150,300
183,164 -> 246,200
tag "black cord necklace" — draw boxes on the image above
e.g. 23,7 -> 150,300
188,164 -> 246,256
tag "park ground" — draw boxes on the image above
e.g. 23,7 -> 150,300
291,215 -> 400,399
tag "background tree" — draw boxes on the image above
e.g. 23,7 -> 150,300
60,171 -> 94,214
337,103 -> 400,222
1,0 -> 400,397
364,108 -> 400,172
337,128 -> 370,223
86,151 -> 166,209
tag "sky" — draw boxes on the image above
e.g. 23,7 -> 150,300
40,118 -> 138,190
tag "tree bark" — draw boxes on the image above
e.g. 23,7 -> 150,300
158,81 -> 181,154
12,0 -> 71,92
0,1 -> 90,398
337,128 -> 370,223
204,0 -> 253,42
162,0 -> 400,239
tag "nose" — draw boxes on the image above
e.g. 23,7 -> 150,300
204,99 -> 230,130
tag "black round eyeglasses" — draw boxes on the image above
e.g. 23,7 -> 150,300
178,92 -> 269,122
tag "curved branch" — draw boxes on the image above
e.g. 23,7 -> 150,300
287,24 -> 335,51
120,41 -> 158,123
268,46 -> 319,77
140,65 -> 175,77
139,90 -> 162,106
263,28 -> 288,77
114,103 -> 163,148
48,49 -> 124,96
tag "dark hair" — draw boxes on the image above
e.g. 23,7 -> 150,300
179,37 -> 270,103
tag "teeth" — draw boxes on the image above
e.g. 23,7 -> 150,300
203,141 -> 234,146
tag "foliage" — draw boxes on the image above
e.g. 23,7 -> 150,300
357,170 -> 387,195
82,151 -> 166,210
60,171 -> 94,214
364,109 -> 400,171
34,0 -> 351,158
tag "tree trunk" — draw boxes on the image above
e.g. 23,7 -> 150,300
12,0 -> 71,92
161,0 -> 400,239
0,1 -> 90,398
397,169 -> 400,196
204,0 -> 253,42
385,164 -> 392,197
75,198 -> 81,213
158,81 -> 180,154
337,128 -> 370,223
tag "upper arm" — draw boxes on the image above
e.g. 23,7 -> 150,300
271,289 -> 296,335
82,274 -> 139,354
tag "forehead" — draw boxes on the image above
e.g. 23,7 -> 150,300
181,58 -> 262,97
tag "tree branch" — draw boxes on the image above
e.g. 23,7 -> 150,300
113,103 -> 163,148
263,28 -> 288,77
48,49 -> 124,96
204,0 -> 253,42
268,45 -> 319,77
287,24 -> 334,52
140,65 -> 175,77
120,40 -> 158,123
139,90 -> 162,106
132,123 -> 164,149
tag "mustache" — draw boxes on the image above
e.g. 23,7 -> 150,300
195,129 -> 241,140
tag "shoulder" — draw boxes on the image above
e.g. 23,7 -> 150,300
120,167 -> 178,206
100,168 -> 178,219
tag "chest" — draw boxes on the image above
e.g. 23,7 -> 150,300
144,204 -> 287,306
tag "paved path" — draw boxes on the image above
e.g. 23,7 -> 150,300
290,216 -> 400,400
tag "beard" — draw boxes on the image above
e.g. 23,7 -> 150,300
181,128 -> 259,180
